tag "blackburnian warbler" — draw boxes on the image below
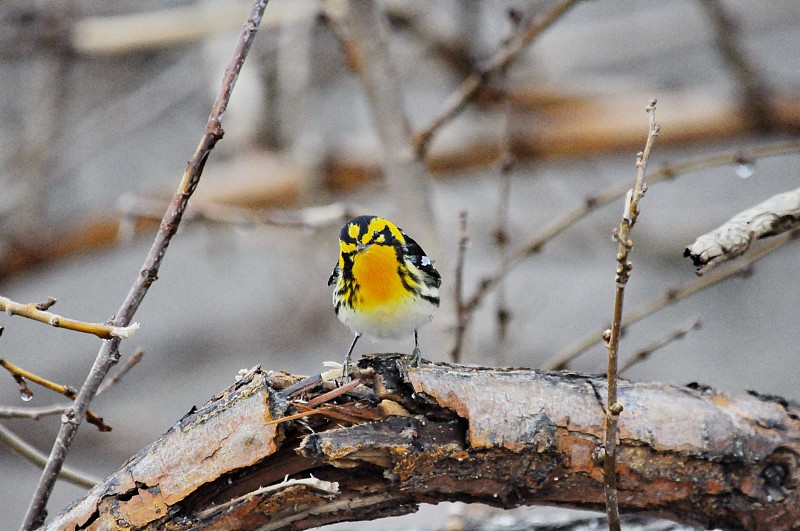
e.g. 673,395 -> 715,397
329,215 -> 441,380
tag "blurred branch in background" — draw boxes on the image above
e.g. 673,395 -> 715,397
700,0 -> 775,132
461,139 -> 800,348
414,0 -> 579,157
118,195 -> 351,233
0,423 -> 100,489
618,318 -> 701,374
329,0 -> 436,246
548,228 -> 800,371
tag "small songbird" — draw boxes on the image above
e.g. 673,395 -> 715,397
329,215 -> 441,380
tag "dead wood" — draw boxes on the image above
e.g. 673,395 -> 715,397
47,355 -> 800,531
684,187 -> 800,275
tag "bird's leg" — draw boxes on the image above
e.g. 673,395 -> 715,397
343,333 -> 360,382
411,329 -> 421,366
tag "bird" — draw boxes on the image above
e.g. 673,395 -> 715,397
328,215 -> 441,380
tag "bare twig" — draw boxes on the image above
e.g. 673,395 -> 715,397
462,139 -> 800,343
601,98 -> 659,530
1,359 -> 76,399
96,347 -> 144,395
0,422 -> 100,489
618,318 -> 701,374
699,0 -> 774,132
0,348 -> 143,424
0,359 -> 111,432
118,195 -> 349,230
546,228 -> 799,370
684,186 -> 800,275
19,2 -> 272,529
414,0 -> 579,157
0,296 -> 139,340
0,404 -> 65,421
450,211 -> 469,363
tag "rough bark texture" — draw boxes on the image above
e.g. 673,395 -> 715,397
47,355 -> 800,531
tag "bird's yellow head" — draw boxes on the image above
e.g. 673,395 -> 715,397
337,215 -> 406,267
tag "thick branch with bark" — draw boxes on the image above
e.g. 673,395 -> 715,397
48,355 -> 799,530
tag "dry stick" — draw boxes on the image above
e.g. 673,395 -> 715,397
337,0 -> 436,246
0,296 -> 139,340
700,0 -> 774,132
18,2 -> 272,529
414,0 -> 579,158
617,318 -> 701,374
0,422 -> 100,489
601,98 -> 659,530
463,139 -> 800,353
684,186 -> 800,275
546,228 -> 800,371
450,211 -> 469,363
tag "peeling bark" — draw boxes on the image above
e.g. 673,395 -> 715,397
47,355 -> 800,531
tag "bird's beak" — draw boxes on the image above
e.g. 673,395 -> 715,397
356,243 -> 371,253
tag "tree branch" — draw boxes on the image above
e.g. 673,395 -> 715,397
684,186 -> 800,275
46,355 -> 800,530
0,296 -> 138,340
414,0 -> 580,157
18,1 -> 272,529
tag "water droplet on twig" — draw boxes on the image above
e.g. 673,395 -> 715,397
736,162 -> 755,179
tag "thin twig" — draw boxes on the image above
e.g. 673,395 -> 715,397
700,0 -> 774,132
19,2 -> 272,529
0,404 -> 65,421
0,422 -> 100,489
618,318 -> 701,374
0,296 -> 139,340
0,359 -> 111,431
96,347 -> 144,395
0,348 -> 143,425
450,211 -> 469,363
119,195 -> 350,231
546,227 -> 800,371
414,0 -> 579,157
602,98 -> 659,530
1,359 -> 77,399
462,139 -> 800,345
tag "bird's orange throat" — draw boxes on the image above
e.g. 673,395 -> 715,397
351,245 -> 408,308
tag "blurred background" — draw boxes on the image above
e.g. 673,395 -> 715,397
1,0 -> 799,528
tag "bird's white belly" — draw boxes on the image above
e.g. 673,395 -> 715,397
336,295 -> 436,339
